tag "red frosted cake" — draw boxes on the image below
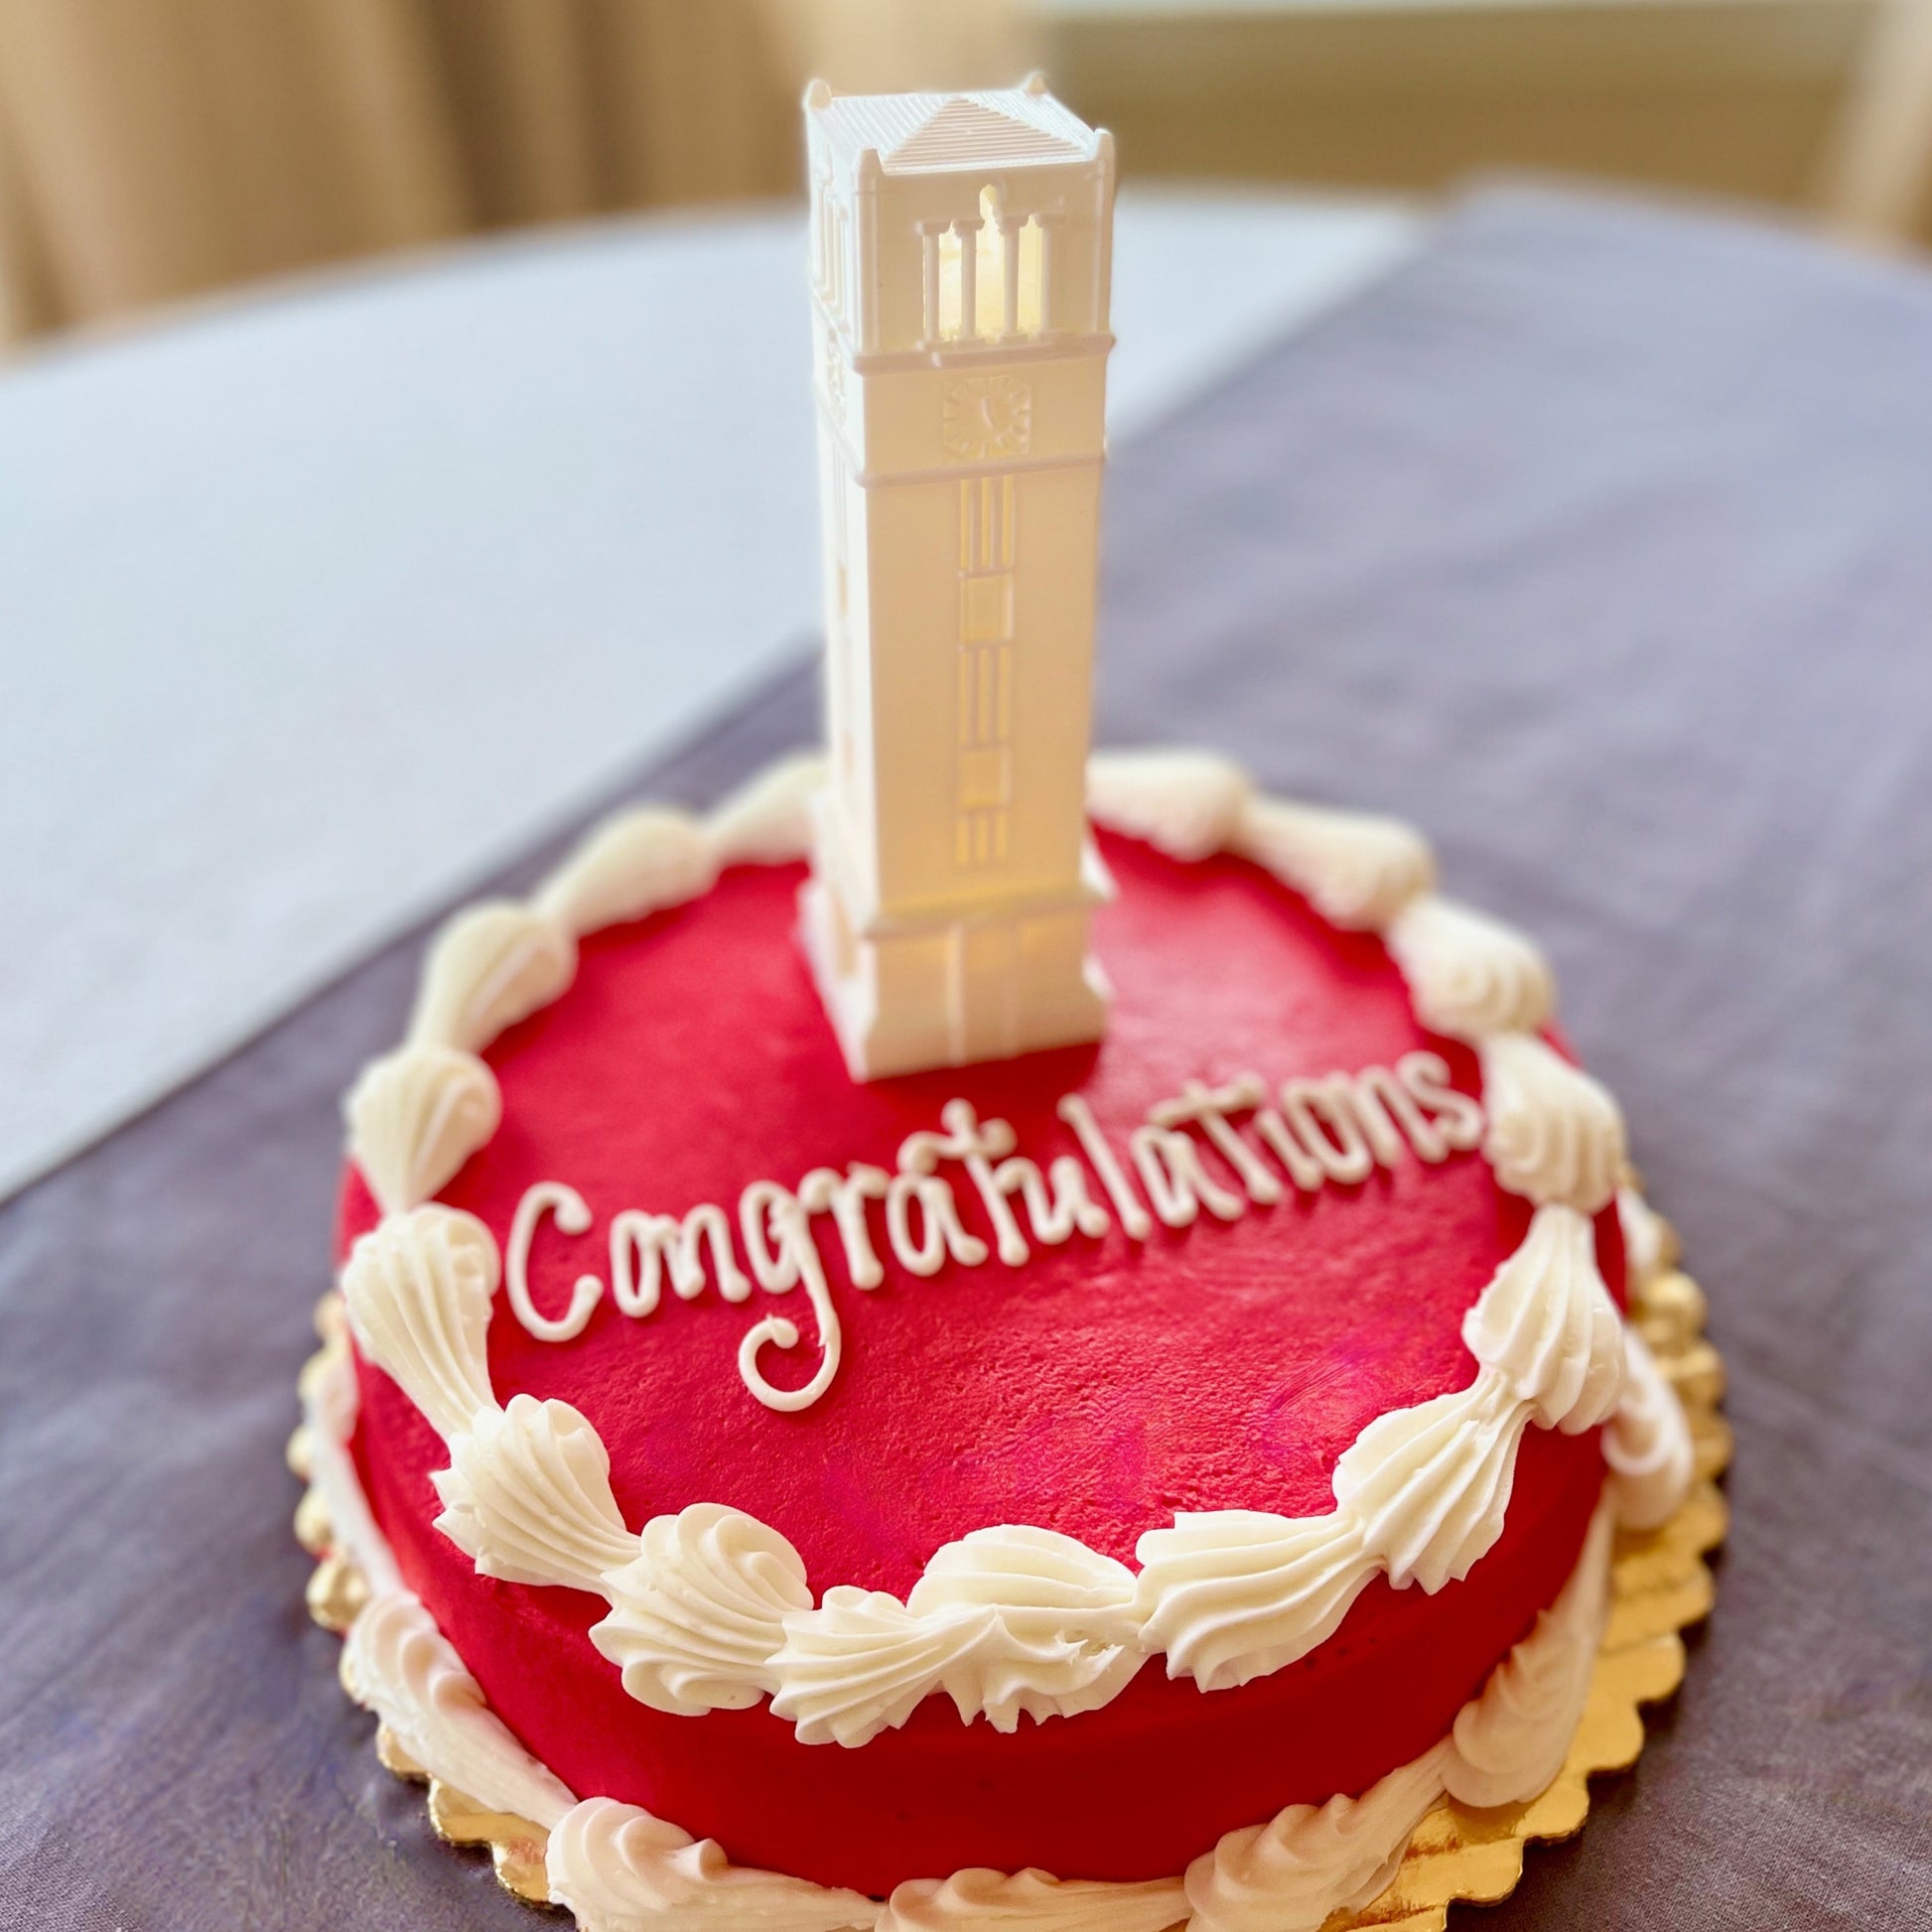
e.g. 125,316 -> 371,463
299,78 -> 1704,1932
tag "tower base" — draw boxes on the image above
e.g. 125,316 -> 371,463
799,865 -> 1113,1082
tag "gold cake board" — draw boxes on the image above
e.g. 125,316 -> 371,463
290,1218 -> 1729,1931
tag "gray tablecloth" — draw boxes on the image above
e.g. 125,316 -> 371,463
3,186 -> 1928,1929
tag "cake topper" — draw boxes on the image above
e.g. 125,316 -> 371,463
797,75 -> 1119,1080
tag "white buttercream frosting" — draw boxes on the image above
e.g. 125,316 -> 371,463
343,1589 -> 576,1831
1603,1328 -> 1695,1530
408,899 -> 577,1052
1329,1377 -> 1528,1594
904,1527 -> 1140,1637
1444,1504 -> 1612,1807
535,807 -> 721,937
1134,1513 -> 1373,1693
1086,750 -> 1252,862
545,1797 -> 876,1932
1459,1203 -> 1625,1435
1480,1033 -> 1625,1215
769,1527 -> 1143,1746
770,1587 -> 972,1744
906,1527 -> 1146,1725
433,1393 -> 636,1591
342,1206 -> 498,1439
1232,796 -> 1435,931
1387,895 -> 1555,1040
594,1503 -> 813,1714
881,1868 -> 1184,1932
345,1043 -> 502,1215
1184,1745 -> 1448,1932
707,752 -> 826,868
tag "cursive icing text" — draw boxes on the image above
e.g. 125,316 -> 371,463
503,1051 -> 1482,1412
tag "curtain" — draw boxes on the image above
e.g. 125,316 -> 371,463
0,0 -> 820,344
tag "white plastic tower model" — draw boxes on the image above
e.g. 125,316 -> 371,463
798,74 -> 1118,1081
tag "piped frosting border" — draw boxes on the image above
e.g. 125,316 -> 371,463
335,750 -> 1659,1746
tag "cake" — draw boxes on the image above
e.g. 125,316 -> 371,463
297,79 -> 1712,1932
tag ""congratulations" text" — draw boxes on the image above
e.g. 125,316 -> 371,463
503,1051 -> 1485,1412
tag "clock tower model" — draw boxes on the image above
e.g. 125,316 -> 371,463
798,75 -> 1118,1080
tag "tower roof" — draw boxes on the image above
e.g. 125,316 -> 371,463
811,85 -> 1100,177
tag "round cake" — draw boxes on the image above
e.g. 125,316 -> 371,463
305,748 -> 1698,1931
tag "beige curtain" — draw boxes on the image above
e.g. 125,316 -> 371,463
0,0 -> 820,345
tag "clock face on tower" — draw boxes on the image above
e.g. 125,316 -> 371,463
943,375 -> 1034,462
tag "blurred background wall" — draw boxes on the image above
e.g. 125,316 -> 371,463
0,0 -> 1928,347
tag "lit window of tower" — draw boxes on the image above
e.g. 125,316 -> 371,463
799,75 -> 1117,1079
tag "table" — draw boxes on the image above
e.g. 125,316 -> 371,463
2,183 -> 1929,1928
0,190 -> 1421,1202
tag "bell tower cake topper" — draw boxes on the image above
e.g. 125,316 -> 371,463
798,74 -> 1118,1080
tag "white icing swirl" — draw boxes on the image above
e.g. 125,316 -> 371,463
1480,1033 -> 1625,1215
408,899 -> 577,1052
434,1393 -> 636,1591
593,1503 -> 813,1714
906,1527 -> 1146,1726
535,807 -> 720,936
1134,1513 -> 1373,1693
1233,796 -> 1435,931
881,1867 -> 1183,1931
1183,1746 -> 1449,1932
771,1589 -> 972,1744
344,1043 -> 501,1215
1330,1377 -> 1527,1593
772,1528 -> 1143,1746
1086,750 -> 1251,862
905,1526 -> 1140,1637
1603,1328 -> 1695,1531
1460,1204 -> 1625,1435
342,1206 -> 498,1439
343,1589 -> 576,1831
546,1796 -> 876,1932
707,753 -> 827,868
1386,895 -> 1555,1040
1444,1504 -> 1612,1807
